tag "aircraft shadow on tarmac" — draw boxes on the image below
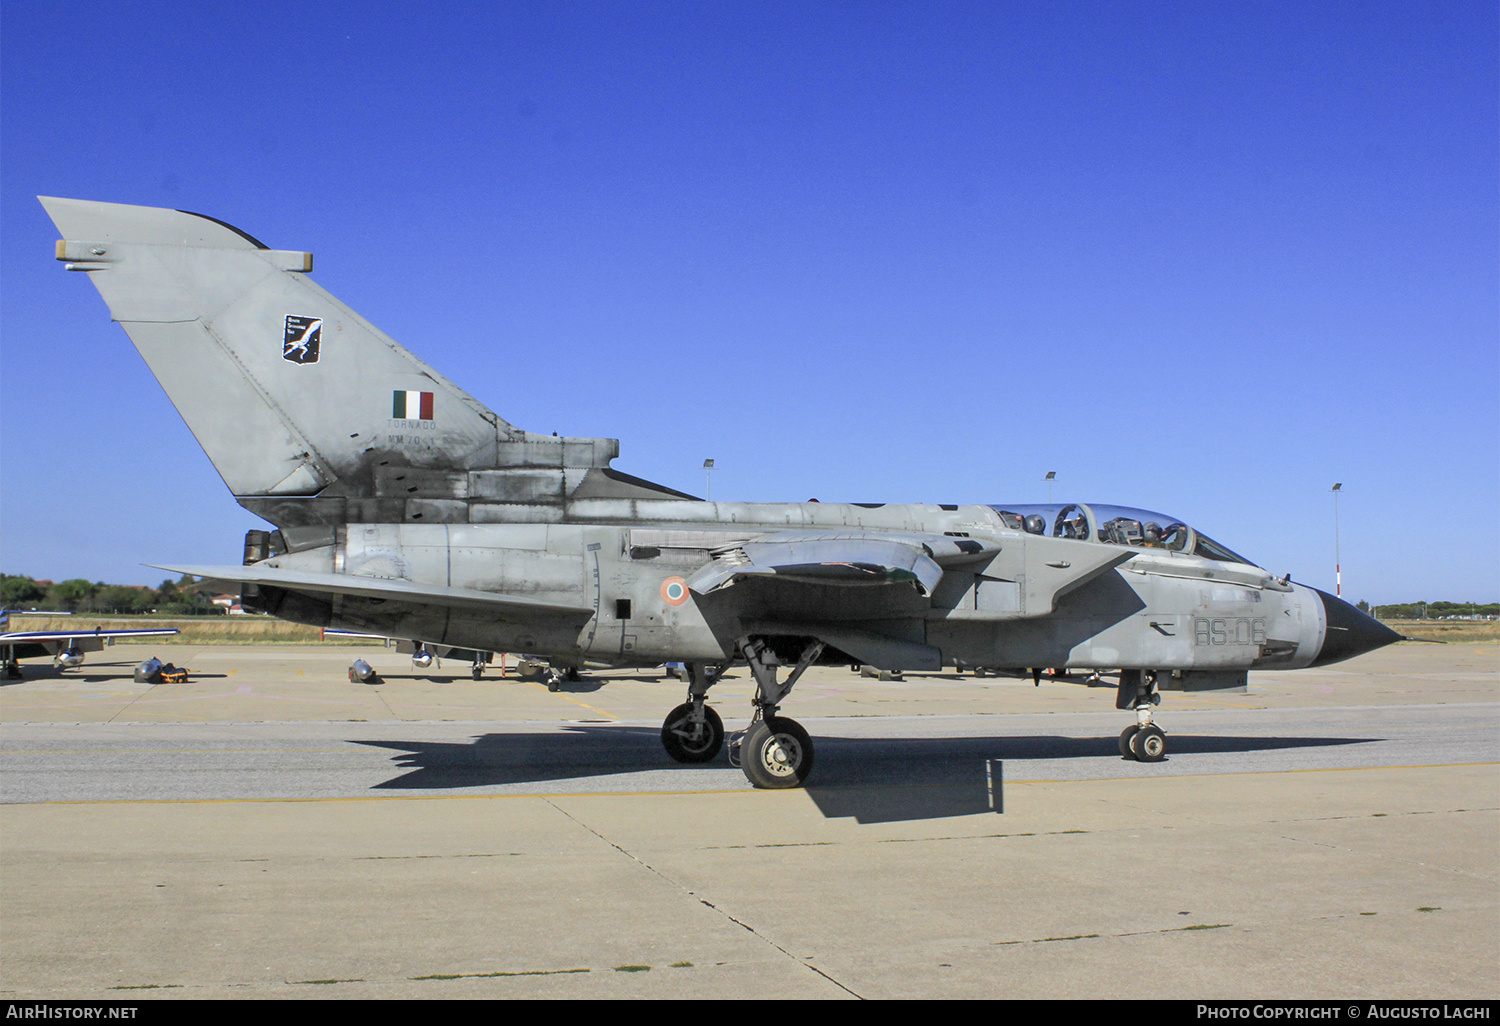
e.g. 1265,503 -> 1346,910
353,728 -> 1377,825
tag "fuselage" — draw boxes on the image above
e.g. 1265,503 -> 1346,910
251,498 -> 1377,674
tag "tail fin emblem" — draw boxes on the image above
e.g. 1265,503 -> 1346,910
283,316 -> 322,364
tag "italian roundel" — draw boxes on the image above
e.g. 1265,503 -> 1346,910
660,576 -> 690,606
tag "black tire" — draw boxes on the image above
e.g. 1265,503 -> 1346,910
661,703 -> 724,763
1119,724 -> 1140,759
1130,724 -> 1166,762
471,666 -> 483,681
740,716 -> 815,789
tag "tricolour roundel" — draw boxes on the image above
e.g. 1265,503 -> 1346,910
661,577 -> 690,607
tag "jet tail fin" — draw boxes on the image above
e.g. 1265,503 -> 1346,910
40,197 -> 621,523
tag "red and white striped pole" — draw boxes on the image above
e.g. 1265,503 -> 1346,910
1332,483 -> 1343,597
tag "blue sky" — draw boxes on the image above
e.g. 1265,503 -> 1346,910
2,2 -> 1496,604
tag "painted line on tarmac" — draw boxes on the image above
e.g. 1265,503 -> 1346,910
521,680 -> 619,721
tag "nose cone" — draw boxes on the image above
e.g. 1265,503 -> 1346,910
1311,588 -> 1404,667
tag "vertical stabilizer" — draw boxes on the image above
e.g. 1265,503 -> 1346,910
41,197 -> 620,520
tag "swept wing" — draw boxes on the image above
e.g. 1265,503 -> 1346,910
151,565 -> 594,620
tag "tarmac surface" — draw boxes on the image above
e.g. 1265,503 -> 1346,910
1,641 -> 1496,999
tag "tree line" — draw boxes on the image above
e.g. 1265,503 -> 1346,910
1358,600 -> 1498,620
0,574 -> 227,616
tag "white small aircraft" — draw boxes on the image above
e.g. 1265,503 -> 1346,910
0,611 -> 179,678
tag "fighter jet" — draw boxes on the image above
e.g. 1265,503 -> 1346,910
39,197 -> 1404,786
0,611 -> 179,678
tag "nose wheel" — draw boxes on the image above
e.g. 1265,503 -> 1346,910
1117,669 -> 1167,762
1119,722 -> 1166,762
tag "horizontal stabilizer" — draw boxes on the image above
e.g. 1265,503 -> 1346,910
153,564 -> 593,620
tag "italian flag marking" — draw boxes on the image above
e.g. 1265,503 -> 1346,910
392,390 -> 434,420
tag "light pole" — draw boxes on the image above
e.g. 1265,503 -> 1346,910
1331,483 -> 1342,597
1045,470 -> 1056,504
703,459 -> 714,501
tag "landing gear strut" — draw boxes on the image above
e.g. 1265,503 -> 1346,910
1116,669 -> 1166,762
660,663 -> 725,763
735,637 -> 823,789
654,640 -> 825,788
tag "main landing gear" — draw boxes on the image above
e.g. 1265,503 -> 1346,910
661,663 -> 725,763
656,637 -> 825,788
468,650 -> 494,680
1116,669 -> 1167,762
735,637 -> 823,788
739,715 -> 815,789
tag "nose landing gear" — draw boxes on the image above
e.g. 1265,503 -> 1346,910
1117,669 -> 1167,762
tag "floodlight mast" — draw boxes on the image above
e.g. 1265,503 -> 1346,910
703,459 -> 715,502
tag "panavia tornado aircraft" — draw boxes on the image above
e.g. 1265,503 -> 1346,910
40,196 -> 1403,787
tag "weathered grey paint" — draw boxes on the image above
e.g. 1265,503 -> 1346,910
44,197 -> 1393,684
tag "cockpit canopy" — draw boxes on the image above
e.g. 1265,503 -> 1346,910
988,503 -> 1257,567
